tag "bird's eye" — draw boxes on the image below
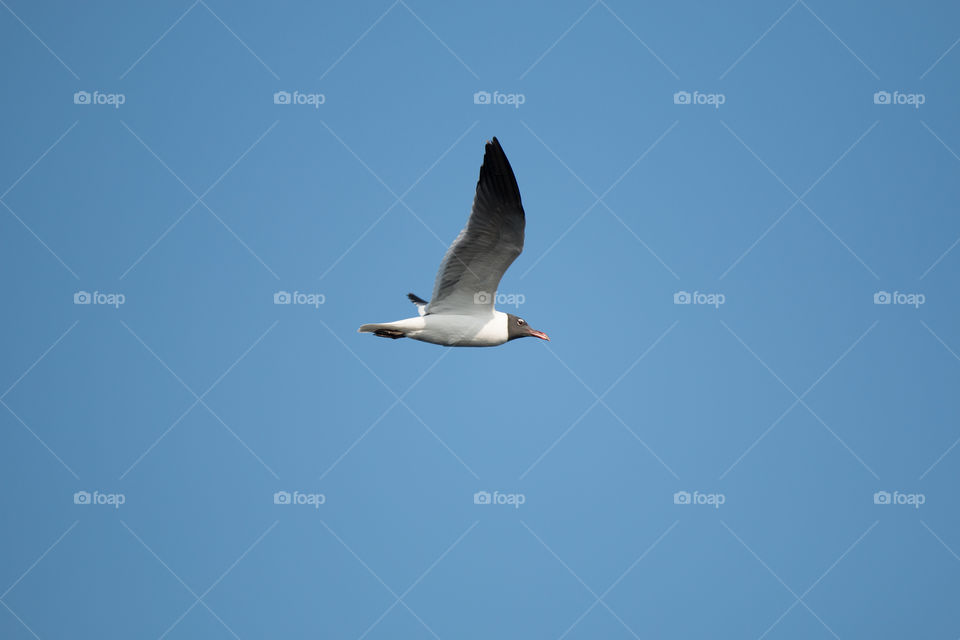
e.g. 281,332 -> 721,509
517,318 -> 525,325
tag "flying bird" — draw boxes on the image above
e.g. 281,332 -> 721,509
359,137 -> 549,347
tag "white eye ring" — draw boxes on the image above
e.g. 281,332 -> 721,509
517,318 -> 525,325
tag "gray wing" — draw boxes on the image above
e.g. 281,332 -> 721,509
426,137 -> 525,315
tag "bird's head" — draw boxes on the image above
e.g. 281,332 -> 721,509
506,314 -> 550,341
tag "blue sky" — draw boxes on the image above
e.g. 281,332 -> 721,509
1,1 -> 959,638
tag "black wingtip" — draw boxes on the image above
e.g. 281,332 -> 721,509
407,292 -> 428,305
478,136 -> 522,209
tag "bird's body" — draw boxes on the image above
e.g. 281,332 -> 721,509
359,137 -> 549,347
360,311 -> 512,347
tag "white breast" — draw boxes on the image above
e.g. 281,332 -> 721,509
407,312 -> 508,347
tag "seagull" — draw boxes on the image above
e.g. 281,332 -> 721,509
359,137 -> 549,347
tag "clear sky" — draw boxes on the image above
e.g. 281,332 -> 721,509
1,1 -> 959,638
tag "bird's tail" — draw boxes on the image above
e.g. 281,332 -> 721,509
358,323 -> 407,339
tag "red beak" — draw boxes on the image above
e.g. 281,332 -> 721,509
529,329 -> 550,341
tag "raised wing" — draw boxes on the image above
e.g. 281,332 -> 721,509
426,137 -> 525,315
